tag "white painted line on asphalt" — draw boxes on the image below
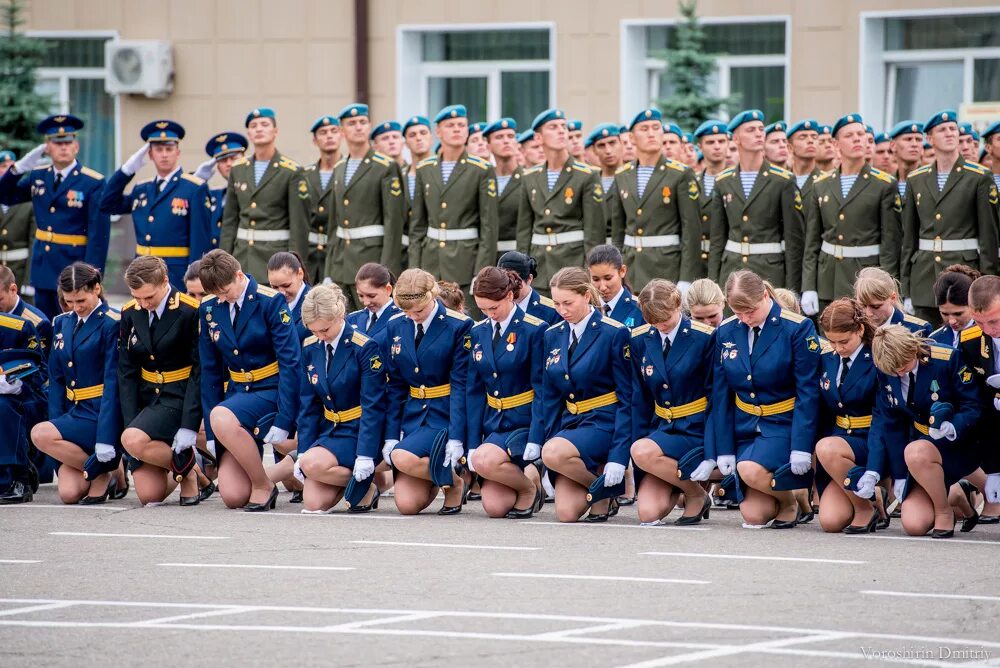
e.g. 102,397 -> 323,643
0,602 -> 75,617
532,620 -> 652,640
640,551 -> 864,564
255,512 -> 410,521
493,573 -> 710,585
0,504 -> 119,510
136,606 -> 261,626
613,632 -> 855,668
323,612 -> 442,631
50,532 -> 227,540
862,590 -> 1000,603
520,520 -> 710,531
854,534 -> 1000,546
350,540 -> 540,551
0,559 -> 41,564
158,563 -> 355,572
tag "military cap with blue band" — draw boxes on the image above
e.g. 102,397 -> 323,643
694,119 -> 730,139
37,114 -> 83,142
770,462 -> 814,492
832,113 -> 865,137
662,122 -> 683,137
483,118 -> 517,138
889,120 -> 924,139
244,107 -> 276,128
925,109 -> 958,133
584,123 -> 620,148
787,119 -> 819,138
140,120 -> 185,143
727,109 -> 765,133
842,465 -> 867,492
369,120 -> 401,140
204,132 -> 248,160
764,121 -> 786,136
402,115 -> 430,134
310,115 -> 339,133
434,104 -> 467,124
566,119 -> 583,132
628,108 -> 662,131
0,150 -> 15,162
983,120 -> 1000,140
619,125 -> 629,135
469,122 -> 486,135
586,473 -> 626,504
676,447 -> 706,481
517,130 -> 535,144
338,103 -> 369,120
531,108 -> 566,131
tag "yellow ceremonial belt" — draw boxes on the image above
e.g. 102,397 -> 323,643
136,244 -> 190,258
410,383 -> 451,399
913,421 -> 929,436
735,395 -> 796,417
324,406 -> 362,424
141,366 -> 192,385
835,415 -> 872,430
229,361 -> 279,384
36,229 -> 87,246
486,389 -> 534,411
655,396 -> 708,421
66,384 -> 103,401
565,390 -> 618,415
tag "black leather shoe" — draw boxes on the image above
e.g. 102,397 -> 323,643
80,478 -> 115,505
243,485 -> 278,512
843,507 -> 879,534
674,495 -> 711,526
931,527 -> 954,539
874,488 -> 891,531
198,481 -> 216,502
506,489 -> 541,519
437,503 -> 462,516
959,480 -> 980,533
616,495 -> 637,506
289,490 -> 303,504
179,494 -> 201,507
798,510 -> 815,524
771,509 -> 800,529
348,487 -> 381,513
467,491 -> 482,501
110,476 -> 129,500
0,481 -> 33,504
979,515 -> 1000,524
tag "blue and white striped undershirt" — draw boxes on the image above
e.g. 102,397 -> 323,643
993,174 -> 1000,190
497,174 -> 512,195
253,160 -> 268,186
702,172 -> 716,198
344,158 -> 361,185
936,171 -> 948,191
440,161 -> 456,183
897,180 -> 906,198
601,175 -> 614,192
795,174 -> 808,189
739,171 -> 757,199
546,170 -> 561,191
636,166 -> 654,199
840,174 -> 859,199
319,170 -> 332,190
407,174 -> 416,199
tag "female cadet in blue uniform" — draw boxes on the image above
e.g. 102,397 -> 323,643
540,267 -> 632,522
197,249 -> 300,511
928,265 -> 980,347
854,267 -> 933,336
498,251 -> 560,326
382,268 -> 472,515
0,312 -> 44,505
293,285 -> 386,513
586,245 -> 644,328
630,279 -> 716,525
684,279 -> 726,328
466,266 -> 547,518
346,262 -> 401,340
868,325 -> 983,538
813,299 -> 887,533
31,263 -> 123,504
711,270 -> 821,528
267,251 -> 311,343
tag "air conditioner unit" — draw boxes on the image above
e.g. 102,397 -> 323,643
104,40 -> 173,98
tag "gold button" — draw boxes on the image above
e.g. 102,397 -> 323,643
742,215 -> 748,222
318,206 -> 325,213
564,374 -> 569,380
154,388 -> 160,394
544,209 -> 551,216
838,213 -> 844,220
318,225 -> 324,232
68,361 -> 73,368
233,349 -> 239,355
935,255 -> 942,262
250,221 -> 256,227
742,256 -> 748,263
492,373 -> 497,378
569,393 -> 575,399
545,227 -> 552,233
49,207 -> 55,213
743,235 -> 749,242
149,355 -> 155,360
439,241 -> 445,247
44,245 -> 50,251
750,392 -> 756,399
702,215 -> 709,221
838,234 -> 844,240
935,213 -> 941,220
1,229 -> 6,235
838,402 -> 843,408
546,245 -> 552,252
637,228 -> 644,235
145,234 -> 151,241
70,380 -> 76,386
343,219 -> 349,226
148,215 -> 154,222
747,375 -> 752,381
343,199 -> 349,206
701,253 -> 709,260
637,208 -> 643,216
414,367 -> 420,373
250,202 -> 256,208
441,202 -> 447,209
439,223 -> 446,229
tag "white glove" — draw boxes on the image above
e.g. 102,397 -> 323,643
262,426 -> 289,445
789,450 -> 812,475
893,478 -> 906,501
206,439 -> 217,458
444,439 -> 464,468
522,442 -> 541,462
689,459 -> 716,481
293,459 -> 305,484
677,281 -> 692,297
95,443 -> 116,463
928,421 -> 956,442
465,448 -> 477,473
603,462 -> 626,486
717,454 -> 736,476
801,291 -> 819,316
121,144 -> 149,176
171,427 -> 197,453
993,396 -> 1000,412
353,455 -> 375,482
986,374 -> 1000,389
985,473 -> 1000,504
0,375 -> 23,395
382,439 -> 398,466
193,158 -> 216,182
853,470 -> 879,499
14,144 -> 46,174
903,298 -> 914,315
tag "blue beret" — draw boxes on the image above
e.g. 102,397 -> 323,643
469,122 -> 486,135
140,120 -> 185,143
662,122 -> 683,137
584,123 -> 619,148
434,105 -> 467,124
483,118 -> 517,138
37,114 -> 83,142
370,120 -> 401,140
923,140 -> 932,149
682,132 -> 694,143
819,125 -> 832,136
925,109 -> 958,133
531,108 -> 565,131
786,119 -> 819,138
983,120 -> 1000,140
204,132 -> 248,160
889,120 -> 923,139
567,120 -> 583,132
958,122 -> 980,141
619,125 -> 629,134
402,115 -> 430,134
832,113 -> 864,137
628,108 -> 662,130
338,103 -> 369,120
764,121 -> 786,135
0,150 -> 14,162
874,132 -> 889,145
728,109 -> 765,133
865,124 -> 875,136
310,115 -> 339,133
517,130 -> 535,144
244,107 -> 276,128
694,119 -> 729,139
981,147 -> 989,162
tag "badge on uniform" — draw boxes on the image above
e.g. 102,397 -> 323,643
820,372 -> 830,391
66,190 -> 84,208
370,355 -> 382,371
505,332 -> 516,352
54,333 -> 64,350
297,181 -> 309,200
546,348 -> 561,369
391,336 -> 401,357
563,186 -> 574,205
929,379 -> 940,401
279,309 -> 291,325
806,335 -> 820,353
885,384 -> 897,406
723,193 -> 733,205
129,333 -> 137,349
990,185 -> 998,206
463,334 -> 472,350
624,317 -> 634,328
893,194 -> 902,212
794,190 -> 803,211
592,184 -> 603,203
171,197 -> 189,216
239,182 -> 248,191
620,189 -> 628,200
487,178 -> 497,198
729,349 -> 738,359
645,364 -> 654,377
959,367 -> 974,384
623,343 -> 630,360
687,181 -> 698,201
662,186 -> 671,204
310,373 -> 319,385
473,349 -> 483,362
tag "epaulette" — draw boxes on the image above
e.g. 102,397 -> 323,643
615,163 -> 634,175
416,156 -> 438,169
303,335 -> 319,347
79,166 -> 104,180
19,308 -> 41,326
466,155 -> 490,170
813,170 -> 834,184
930,326 -> 948,339
445,308 -> 471,321
472,317 -> 490,329
256,285 -> 279,297
665,158 -> 687,172
721,314 -> 739,325
903,313 -> 929,327
177,293 -> 200,309
521,313 -> 544,327
768,164 -> 793,179
908,164 -> 931,179
631,323 -> 651,338
962,161 -> 987,175
121,299 -> 137,311
181,173 -> 205,186
334,157 -> 346,169
202,295 -> 218,304
233,157 -> 250,167
538,295 -> 556,308
523,164 -> 543,175
868,167 -> 895,184
571,161 -> 595,174
689,320 -> 714,335
546,321 -> 565,332
820,338 -> 834,354
103,309 -> 121,321
779,309 -> 806,323
601,316 -> 624,328
716,167 -> 736,181
960,324 -> 983,343
929,345 -> 953,361
0,314 -> 25,331
351,330 -> 370,346
370,152 -> 391,167
278,157 -> 300,171
388,311 -> 406,321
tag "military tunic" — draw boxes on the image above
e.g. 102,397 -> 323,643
302,162 -> 335,285
495,167 -> 523,262
0,202 -> 34,287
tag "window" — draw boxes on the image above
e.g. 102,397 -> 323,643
397,25 -> 554,133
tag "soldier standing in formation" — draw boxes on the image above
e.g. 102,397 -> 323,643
302,116 -> 342,284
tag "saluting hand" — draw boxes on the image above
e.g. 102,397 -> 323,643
193,158 -> 216,182
122,144 -> 150,176
353,456 -> 375,482
14,144 -> 46,174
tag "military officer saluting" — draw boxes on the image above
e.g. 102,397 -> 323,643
0,115 -> 111,318
708,109 -> 805,293
0,151 -> 34,289
516,108 -> 604,294
801,114 -> 902,316
101,120 -> 213,290
324,103 -> 406,311
195,132 -> 248,250
607,108 -> 701,294
301,116 -> 341,284
220,107 -> 310,282
900,109 -> 999,325
484,118 -> 522,261
694,120 -> 731,279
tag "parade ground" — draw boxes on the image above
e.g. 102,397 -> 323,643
1,485 -> 998,667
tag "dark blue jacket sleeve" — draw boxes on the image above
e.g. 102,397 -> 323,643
630,334 -> 653,443
357,338 -> 387,459
789,320 -> 821,454
527,324 -> 546,447
98,169 -> 136,216
189,182 -> 214,260
709,334 -> 734,459
449,319 -> 472,449
0,169 -> 31,206
295,350 -> 320,456
267,296 -> 301,434
199,307 -> 224,444
96,315 -> 123,447
465,336 -> 485,450
83,178 -> 111,272
608,325 -> 633,466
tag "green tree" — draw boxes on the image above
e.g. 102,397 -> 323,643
0,0 -> 51,156
655,0 -> 733,131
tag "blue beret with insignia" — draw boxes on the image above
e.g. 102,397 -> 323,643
727,109 -> 765,133
140,119 -> 185,143
310,115 -> 340,133
204,132 -> 248,160
662,122 -> 683,137
0,150 -> 15,162
832,113 -> 864,137
434,104 -> 467,124
369,120 -> 401,140
619,125 -> 629,135
819,124 -> 832,136
338,103 -> 369,120
517,130 -> 535,144
566,119 -> 583,132
889,120 -> 923,139
483,118 -> 517,138
628,108 -> 662,131
786,119 -> 819,138
402,115 -> 430,134
244,107 -> 276,128
584,123 -> 619,148
531,108 -> 565,131
682,132 -> 694,143
874,132 -> 889,145
925,109 -> 958,133
983,120 -> 1000,141
694,119 -> 730,139
37,114 -> 83,142
958,122 -> 980,141
469,122 -> 487,135
764,120 -> 786,136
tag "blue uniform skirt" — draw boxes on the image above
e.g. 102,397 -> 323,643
217,389 -> 279,459
647,430 -> 702,461
50,411 -> 98,455
555,425 -> 613,475
482,430 -> 535,471
307,433 -> 358,470
736,434 -> 790,473
815,432 -> 869,496
396,425 -> 447,458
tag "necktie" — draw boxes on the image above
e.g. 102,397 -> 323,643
326,343 -> 335,375
366,310 -> 376,333
74,317 -> 83,334
906,371 -> 916,406
662,336 -> 671,360
231,302 -> 240,328
54,173 -> 63,189
750,326 -> 761,352
149,311 -> 160,337
568,330 -> 579,361
153,178 -> 161,192
838,357 -> 850,388
415,322 -> 425,349
603,304 -> 612,317
492,322 -> 502,350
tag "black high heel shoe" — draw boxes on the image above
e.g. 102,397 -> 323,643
80,478 -> 116,505
506,488 -> 541,519
958,480 -> 981,533
110,475 -> 129,500
198,481 -> 216,502
584,497 -> 619,523
438,478 -> 465,515
243,485 -> 278,512
770,508 -> 800,529
674,494 -> 711,526
843,506 -> 879,534
931,527 -> 954,539
349,487 -> 381,513
874,487 -> 891,530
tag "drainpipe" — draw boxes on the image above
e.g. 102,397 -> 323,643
354,0 -> 369,104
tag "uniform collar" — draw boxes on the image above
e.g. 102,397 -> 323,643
661,317 -> 682,346
230,278 -> 250,313
326,321 -> 346,358
149,288 -> 170,321
416,303 -> 437,334
77,301 -> 99,325
516,290 -> 532,313
490,305 -> 517,336
287,283 -> 307,311
569,307 -> 596,340
602,287 -> 625,313
375,299 -> 394,319
54,161 -> 77,180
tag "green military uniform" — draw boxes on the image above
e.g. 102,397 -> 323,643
901,159 -> 1000,324
399,162 -> 412,270
0,202 -> 34,288
694,170 -> 719,279
220,151 -> 310,281
803,164 -> 902,307
495,167 -> 523,262
409,152 -> 498,287
324,149 -> 405,309
301,162 -> 335,284
797,167 -> 824,204
516,160 -> 604,293
607,156 -> 701,292
708,160 -> 805,292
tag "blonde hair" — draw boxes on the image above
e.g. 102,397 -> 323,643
854,267 -> 901,307
549,266 -> 601,307
871,324 -> 928,374
724,270 -> 776,312
395,268 -> 439,310
684,278 -> 725,311
300,284 -> 346,326
773,288 -> 801,314
638,279 -> 682,325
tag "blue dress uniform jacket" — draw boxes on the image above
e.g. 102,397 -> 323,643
346,302 -> 402,342
606,288 -> 644,329
541,312 -> 633,467
928,325 -> 956,347
48,304 -> 122,449
208,187 -> 225,249
522,288 -> 560,326
10,298 -> 51,356
296,328 -> 386,463
384,302 -> 472,447
198,276 -> 301,443
466,307 -> 547,449
868,345 -> 980,485
289,284 -> 311,344
711,301 -> 821,464
0,314 -> 44,485
100,167 -> 213,289
889,308 -> 933,337
818,343 -> 878,442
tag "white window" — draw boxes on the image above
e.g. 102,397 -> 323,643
397,24 -> 555,130
859,10 -> 1000,129
620,17 -> 790,125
